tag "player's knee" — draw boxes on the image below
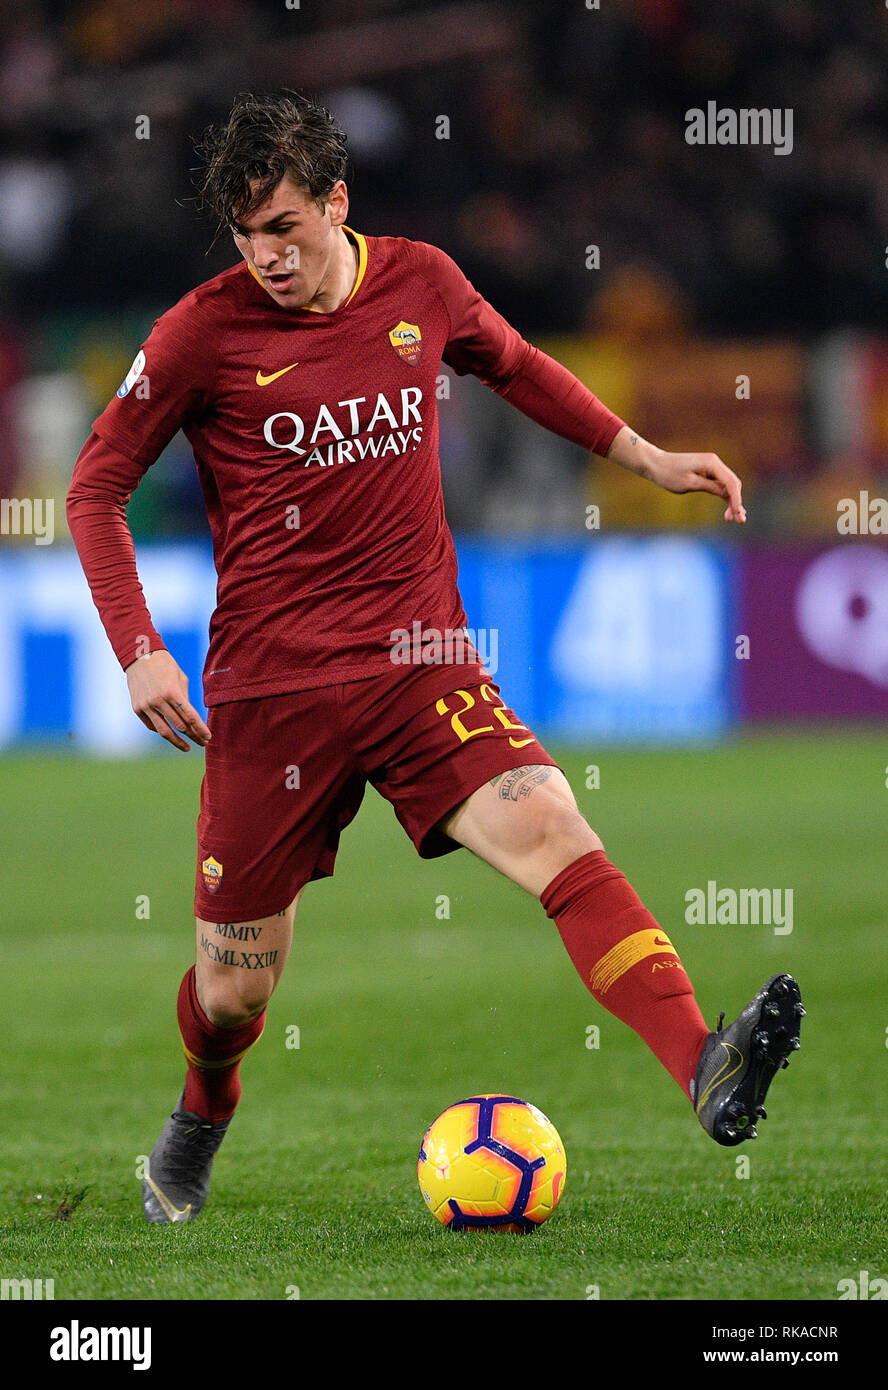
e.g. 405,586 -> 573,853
535,796 -> 602,865
199,972 -> 275,1028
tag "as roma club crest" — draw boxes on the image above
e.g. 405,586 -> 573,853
389,320 -> 423,365
202,855 -> 223,894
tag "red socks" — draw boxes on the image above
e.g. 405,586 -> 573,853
541,850 -> 709,1097
176,966 -> 266,1122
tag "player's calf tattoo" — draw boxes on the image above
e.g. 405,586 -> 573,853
214,922 -> 262,941
200,934 -> 278,969
490,765 -> 554,801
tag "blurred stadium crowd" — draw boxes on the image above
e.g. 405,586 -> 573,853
0,0 -> 886,535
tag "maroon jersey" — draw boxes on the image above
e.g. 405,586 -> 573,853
68,229 -> 624,704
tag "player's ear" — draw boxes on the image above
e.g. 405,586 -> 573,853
324,180 -> 348,226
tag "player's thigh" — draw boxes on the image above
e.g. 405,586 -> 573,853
196,688 -> 364,925
439,765 -> 602,896
195,889 -> 301,1025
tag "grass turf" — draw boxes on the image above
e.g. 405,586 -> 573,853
0,729 -> 885,1300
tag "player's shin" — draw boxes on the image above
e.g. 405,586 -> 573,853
177,965 -> 266,1122
541,850 -> 708,1097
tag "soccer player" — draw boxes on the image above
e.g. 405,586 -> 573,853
67,91 -> 803,1224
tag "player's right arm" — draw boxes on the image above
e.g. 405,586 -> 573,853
68,431 -> 210,751
66,294 -> 220,750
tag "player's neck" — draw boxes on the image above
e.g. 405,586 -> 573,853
303,227 -> 359,314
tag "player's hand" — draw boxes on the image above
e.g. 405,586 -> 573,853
648,449 -> 747,524
125,650 -> 211,752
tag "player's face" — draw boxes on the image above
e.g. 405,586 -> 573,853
230,174 -> 348,307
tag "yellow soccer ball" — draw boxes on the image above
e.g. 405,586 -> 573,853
417,1094 -> 566,1232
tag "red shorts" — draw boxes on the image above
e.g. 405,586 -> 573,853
194,659 -> 558,921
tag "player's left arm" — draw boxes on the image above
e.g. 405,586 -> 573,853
414,240 -> 746,525
490,345 -> 747,526
606,424 -> 746,524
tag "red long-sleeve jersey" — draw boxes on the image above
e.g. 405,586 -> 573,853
67,229 -> 624,705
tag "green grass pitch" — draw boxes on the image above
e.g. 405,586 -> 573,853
0,729 -> 885,1301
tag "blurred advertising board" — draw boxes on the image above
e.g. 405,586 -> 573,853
0,544 -> 216,753
456,535 -> 735,741
0,536 -> 735,751
738,543 -> 888,719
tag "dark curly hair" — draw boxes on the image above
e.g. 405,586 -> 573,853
195,89 -> 349,234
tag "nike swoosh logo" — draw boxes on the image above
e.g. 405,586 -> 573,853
144,1172 -> 192,1223
256,363 -> 299,386
653,936 -> 672,947
697,1042 -> 744,1112
508,736 -> 536,748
